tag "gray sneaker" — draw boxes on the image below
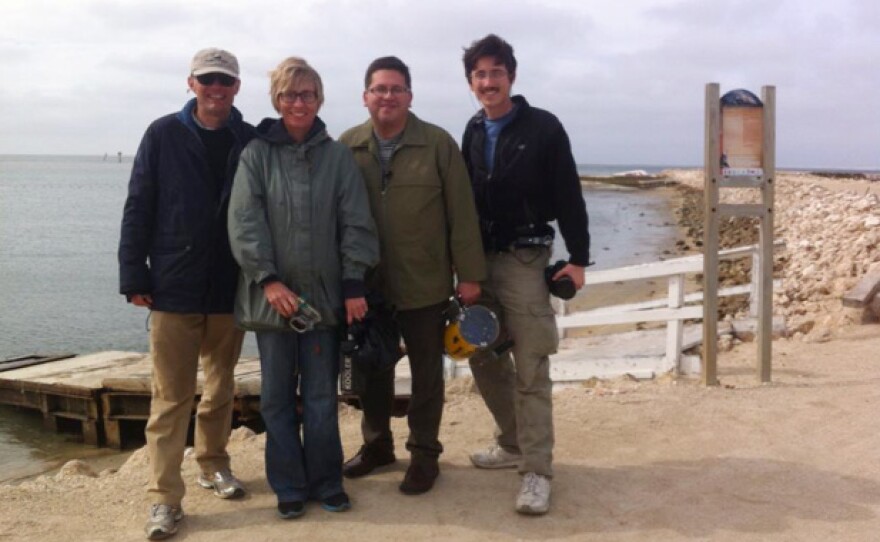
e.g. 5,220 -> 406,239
198,468 -> 246,499
144,504 -> 183,540
469,444 -> 522,469
515,472 -> 551,515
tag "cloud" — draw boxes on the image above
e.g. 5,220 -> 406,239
0,0 -> 877,169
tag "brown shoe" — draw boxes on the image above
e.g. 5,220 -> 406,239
399,459 -> 439,495
343,446 -> 396,479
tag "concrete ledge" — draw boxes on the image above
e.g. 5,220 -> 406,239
842,263 -> 880,308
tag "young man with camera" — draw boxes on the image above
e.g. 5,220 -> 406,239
460,34 -> 591,515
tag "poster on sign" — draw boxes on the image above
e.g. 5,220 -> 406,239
720,89 -> 763,176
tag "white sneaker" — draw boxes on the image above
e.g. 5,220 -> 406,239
197,468 -> 246,499
516,472 -> 551,515
469,444 -> 522,469
144,504 -> 183,540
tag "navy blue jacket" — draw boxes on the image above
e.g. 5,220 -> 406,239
462,95 -> 590,266
118,99 -> 256,313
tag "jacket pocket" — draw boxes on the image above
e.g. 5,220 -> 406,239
149,240 -> 195,289
151,234 -> 192,255
525,302 -> 559,356
234,274 -> 288,331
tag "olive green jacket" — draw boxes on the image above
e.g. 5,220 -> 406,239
339,112 -> 486,311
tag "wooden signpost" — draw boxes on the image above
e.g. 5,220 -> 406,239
703,84 -> 776,385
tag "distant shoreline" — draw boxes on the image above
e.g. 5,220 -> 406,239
582,168 -> 880,189
2,155 -> 879,176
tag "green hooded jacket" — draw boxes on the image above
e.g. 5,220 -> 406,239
339,112 -> 486,311
228,117 -> 379,328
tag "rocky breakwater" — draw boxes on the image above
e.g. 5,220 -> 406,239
664,169 -> 880,342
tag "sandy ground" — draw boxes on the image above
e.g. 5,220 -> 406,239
2,324 -> 880,541
2,170 -> 879,541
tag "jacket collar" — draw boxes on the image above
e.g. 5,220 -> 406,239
254,116 -> 329,149
471,95 -> 530,126
347,111 -> 428,150
177,97 -> 247,138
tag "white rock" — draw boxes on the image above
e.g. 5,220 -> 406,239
229,426 -> 257,442
855,199 -> 876,211
57,460 -> 97,479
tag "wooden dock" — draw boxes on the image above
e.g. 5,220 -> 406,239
0,351 -> 262,449
0,351 -> 415,450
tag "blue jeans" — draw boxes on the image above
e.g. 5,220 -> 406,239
256,328 -> 344,502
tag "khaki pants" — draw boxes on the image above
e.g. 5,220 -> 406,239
145,311 -> 244,505
469,247 -> 558,477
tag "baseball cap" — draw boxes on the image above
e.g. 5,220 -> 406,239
191,48 -> 239,78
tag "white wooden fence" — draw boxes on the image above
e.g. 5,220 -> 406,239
553,241 -> 784,374
441,241 -> 783,383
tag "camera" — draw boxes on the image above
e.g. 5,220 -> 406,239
544,259 -> 576,300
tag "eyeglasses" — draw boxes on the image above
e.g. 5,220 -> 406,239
278,90 -> 318,105
471,68 -> 508,81
367,85 -> 410,97
195,73 -> 237,87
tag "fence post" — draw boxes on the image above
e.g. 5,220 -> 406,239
702,83 -> 721,386
665,274 -> 685,372
555,298 -> 569,340
749,248 -> 760,318
757,85 -> 776,383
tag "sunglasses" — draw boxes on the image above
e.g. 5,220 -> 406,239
195,73 -> 237,87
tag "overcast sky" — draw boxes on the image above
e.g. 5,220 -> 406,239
2,0 -> 877,169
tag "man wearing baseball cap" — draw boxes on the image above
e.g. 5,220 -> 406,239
119,47 -> 255,540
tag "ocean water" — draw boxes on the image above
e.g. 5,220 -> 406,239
0,156 -> 681,360
1,155 -> 146,358
0,155 -> 681,483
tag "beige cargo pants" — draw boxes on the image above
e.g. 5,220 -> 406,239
469,247 -> 558,477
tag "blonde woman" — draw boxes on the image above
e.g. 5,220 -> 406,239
228,57 -> 378,518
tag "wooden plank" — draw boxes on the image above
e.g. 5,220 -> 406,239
101,355 -> 262,394
103,417 -> 122,449
567,241 -> 785,293
718,203 -> 768,218
453,356 -> 659,382
759,84 -> 776,384
9,380 -> 99,398
585,259 -> 702,284
0,386 -> 42,409
703,82 -> 721,386
0,354 -> 76,373
573,280 -> 781,317
0,351 -> 146,390
558,305 -> 703,328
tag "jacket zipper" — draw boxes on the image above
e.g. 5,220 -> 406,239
378,145 -> 400,305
